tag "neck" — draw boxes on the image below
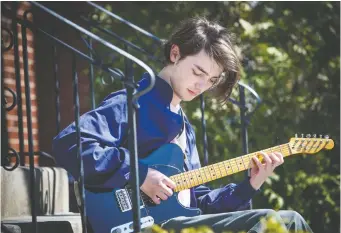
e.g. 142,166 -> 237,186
171,143 -> 293,192
158,67 -> 181,106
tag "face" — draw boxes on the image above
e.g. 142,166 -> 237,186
168,47 -> 223,104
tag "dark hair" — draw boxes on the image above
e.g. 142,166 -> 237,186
164,17 -> 240,103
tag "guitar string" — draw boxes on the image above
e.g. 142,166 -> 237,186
170,143 -> 326,191
140,141 -> 329,200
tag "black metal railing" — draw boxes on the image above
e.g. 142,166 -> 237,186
1,1 -> 262,233
1,2 -> 156,233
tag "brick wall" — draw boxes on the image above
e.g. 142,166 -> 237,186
2,2 -> 39,165
33,3 -> 91,165
2,2 -> 92,166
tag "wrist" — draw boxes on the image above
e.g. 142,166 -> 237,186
249,177 -> 264,190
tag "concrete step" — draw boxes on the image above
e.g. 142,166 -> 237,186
1,214 -> 82,233
1,166 -> 69,218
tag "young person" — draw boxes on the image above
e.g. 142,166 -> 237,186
53,17 -> 313,233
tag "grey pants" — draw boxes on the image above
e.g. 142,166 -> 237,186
161,209 -> 313,233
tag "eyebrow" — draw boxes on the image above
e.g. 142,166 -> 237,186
194,64 -> 219,80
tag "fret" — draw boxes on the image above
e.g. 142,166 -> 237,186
279,144 -> 284,156
187,171 -> 196,187
222,161 -> 231,175
173,176 -> 184,190
191,170 -> 198,186
204,166 -> 212,181
176,173 -> 185,190
220,161 -> 228,176
241,155 -> 248,170
248,153 -> 256,166
210,165 -> 217,180
228,159 -> 235,173
236,157 -> 246,170
231,158 -> 240,172
225,160 -> 234,174
286,143 -> 292,157
208,165 -> 216,180
238,157 -> 245,170
180,172 -> 190,189
194,169 -> 203,185
200,167 -> 208,183
190,170 -> 199,186
210,165 -> 216,180
232,158 -> 240,171
247,153 -> 252,163
198,169 -> 204,184
218,162 -> 227,177
214,164 -> 222,178
176,174 -> 183,189
234,158 -> 241,171
186,171 -> 194,187
278,145 -> 283,156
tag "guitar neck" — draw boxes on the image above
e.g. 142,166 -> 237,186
171,143 -> 293,192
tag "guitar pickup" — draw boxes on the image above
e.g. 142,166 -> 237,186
110,216 -> 154,233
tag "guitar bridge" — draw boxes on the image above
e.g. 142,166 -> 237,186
115,188 -> 146,212
115,189 -> 132,212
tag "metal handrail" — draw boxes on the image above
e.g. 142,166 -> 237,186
30,1 -> 155,101
4,2 -> 158,233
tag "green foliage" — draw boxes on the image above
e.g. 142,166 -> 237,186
150,215 -> 308,233
87,2 -> 340,232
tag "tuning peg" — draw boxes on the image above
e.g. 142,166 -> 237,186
324,135 -> 329,139
313,134 -> 317,138
301,134 -> 304,138
320,134 -> 323,138
306,134 -> 311,138
295,133 -> 298,138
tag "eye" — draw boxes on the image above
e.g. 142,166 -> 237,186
192,69 -> 202,76
209,78 -> 218,84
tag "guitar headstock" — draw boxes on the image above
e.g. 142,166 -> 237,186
289,134 -> 334,154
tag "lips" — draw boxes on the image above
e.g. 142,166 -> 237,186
187,89 -> 199,96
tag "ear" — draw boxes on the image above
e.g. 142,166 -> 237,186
170,44 -> 181,63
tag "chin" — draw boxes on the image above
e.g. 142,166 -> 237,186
183,96 -> 195,101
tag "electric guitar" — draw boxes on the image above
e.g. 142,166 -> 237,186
85,135 -> 334,233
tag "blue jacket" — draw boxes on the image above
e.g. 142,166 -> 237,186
52,73 -> 258,214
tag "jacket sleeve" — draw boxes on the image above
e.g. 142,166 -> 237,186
194,178 -> 259,214
190,142 -> 259,214
52,92 -> 148,189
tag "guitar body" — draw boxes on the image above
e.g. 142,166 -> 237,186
86,144 -> 201,233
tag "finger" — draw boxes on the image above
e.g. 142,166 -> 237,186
157,191 -> 168,201
269,153 -> 280,166
275,152 -> 284,164
268,154 -> 280,171
163,176 -> 176,189
160,182 -> 173,196
252,156 -> 263,170
152,196 -> 161,205
260,152 -> 272,171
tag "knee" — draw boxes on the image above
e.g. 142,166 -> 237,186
258,209 -> 281,219
279,210 -> 305,224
